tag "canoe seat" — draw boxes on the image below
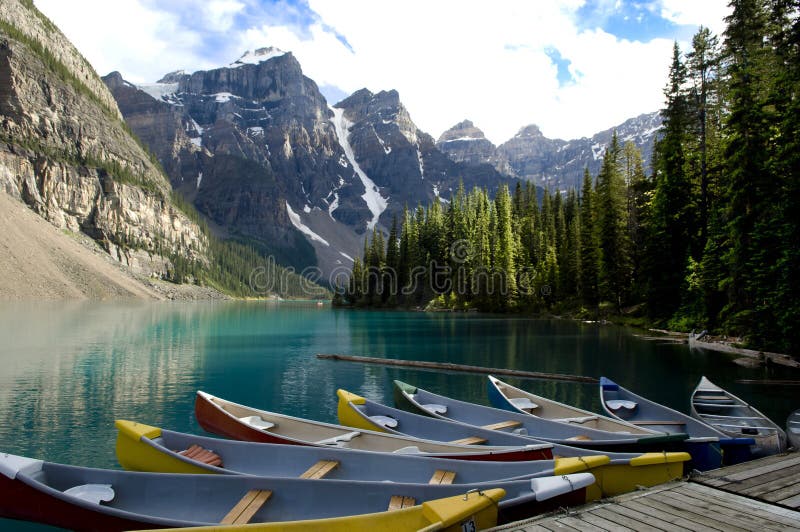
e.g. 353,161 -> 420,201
315,431 -> 361,446
421,403 -> 447,415
221,489 -> 272,525
449,436 -> 488,445
300,460 -> 339,479
239,416 -> 276,431
63,484 -> 114,505
553,416 -> 598,424
392,446 -> 422,454
481,420 -> 522,431
606,400 -> 637,412
179,444 -> 223,467
509,397 -> 539,411
369,415 -> 398,428
631,420 -> 686,425
388,495 -> 415,510
566,435 -> 592,441
429,469 -> 456,484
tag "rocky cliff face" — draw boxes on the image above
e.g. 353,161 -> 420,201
109,51 -> 518,280
438,112 -> 661,191
0,0 -> 207,275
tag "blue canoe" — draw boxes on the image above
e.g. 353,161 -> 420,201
600,377 -> 755,468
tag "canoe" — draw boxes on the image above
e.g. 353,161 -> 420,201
195,391 -> 552,462
337,388 -> 690,501
788,409 -> 800,450
116,419 -> 609,483
392,379 -> 686,453
487,375 -> 659,435
690,376 -> 787,457
0,451 -> 595,531
600,377 -> 755,469
130,488 -> 504,532
130,488 -> 503,532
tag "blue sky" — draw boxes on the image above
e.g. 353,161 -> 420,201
36,0 -> 730,142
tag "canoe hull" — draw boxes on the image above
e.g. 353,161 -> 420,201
0,473 -> 158,532
690,376 -> 787,459
195,392 -> 553,462
788,409 -> 800,450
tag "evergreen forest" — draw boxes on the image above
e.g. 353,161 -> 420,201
337,0 -> 800,355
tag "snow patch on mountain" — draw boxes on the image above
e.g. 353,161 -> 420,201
417,148 -> 425,180
286,202 -> 330,246
330,106 -> 388,230
137,82 -> 179,103
229,47 -> 287,68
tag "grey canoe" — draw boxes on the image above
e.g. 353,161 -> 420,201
487,375 -> 658,435
391,380 -> 684,453
788,409 -> 800,450
116,419 -> 587,483
691,376 -> 787,457
0,451 -> 593,531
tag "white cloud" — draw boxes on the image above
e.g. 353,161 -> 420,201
34,0 -> 730,142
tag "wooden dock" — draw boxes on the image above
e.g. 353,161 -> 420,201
492,452 -> 800,531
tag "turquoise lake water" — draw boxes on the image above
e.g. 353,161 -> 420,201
0,301 -> 797,530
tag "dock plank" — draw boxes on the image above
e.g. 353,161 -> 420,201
622,499 -> 711,532
653,488 -> 778,531
569,510 -> 633,531
552,516 -> 608,531
739,470 -> 800,499
695,453 -> 800,485
589,507 -> 662,531
601,503 -> 684,532
683,482 -> 800,526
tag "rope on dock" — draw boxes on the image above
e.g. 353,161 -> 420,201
315,354 -> 598,383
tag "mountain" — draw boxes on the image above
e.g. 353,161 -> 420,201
107,50 -> 516,280
438,112 -> 662,190
0,0 -> 206,281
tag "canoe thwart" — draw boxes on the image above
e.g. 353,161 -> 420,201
421,403 -> 448,415
179,445 -> 223,468
63,484 -> 115,505
480,420 -> 522,431
368,415 -> 398,428
388,495 -> 416,510
315,431 -> 361,446
221,489 -> 272,525
428,469 -> 456,485
606,400 -> 638,411
238,416 -> 276,431
508,397 -> 539,411
448,436 -> 488,445
299,460 -> 339,479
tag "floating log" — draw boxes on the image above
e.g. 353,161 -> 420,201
735,379 -> 800,386
315,354 -> 598,383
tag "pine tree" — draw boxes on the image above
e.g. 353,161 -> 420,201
580,169 -> 600,312
596,133 -> 632,313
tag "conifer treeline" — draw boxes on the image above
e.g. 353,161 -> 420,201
339,0 -> 800,354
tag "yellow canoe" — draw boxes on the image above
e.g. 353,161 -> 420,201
128,487 -> 505,532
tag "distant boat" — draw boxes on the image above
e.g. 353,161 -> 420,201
0,450 -> 528,531
194,391 -> 553,462
115,419 -> 600,483
690,376 -> 787,457
487,375 -> 665,436
336,387 -> 690,502
600,377 -> 755,469
788,409 -> 800,450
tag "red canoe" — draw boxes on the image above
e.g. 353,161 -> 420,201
195,391 -> 553,462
